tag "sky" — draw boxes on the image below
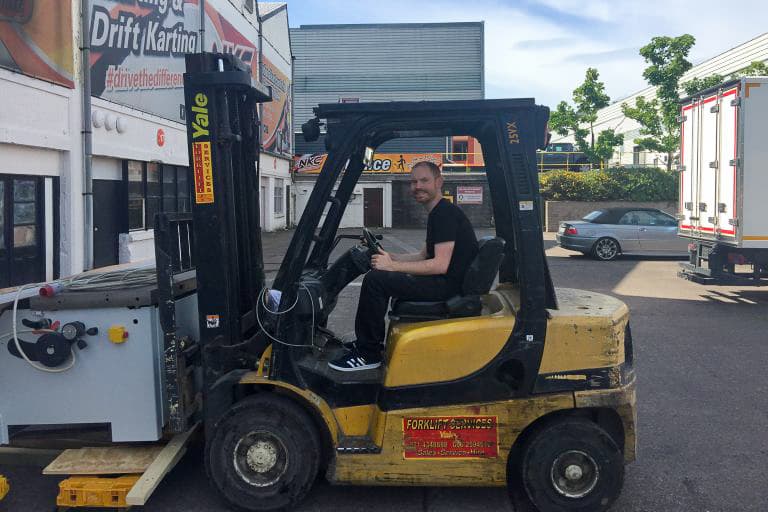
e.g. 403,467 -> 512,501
283,0 -> 767,107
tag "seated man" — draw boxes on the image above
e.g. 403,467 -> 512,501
329,161 -> 479,372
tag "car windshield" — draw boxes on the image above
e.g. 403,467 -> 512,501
582,210 -> 603,222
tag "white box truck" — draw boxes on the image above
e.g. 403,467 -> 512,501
678,76 -> 768,284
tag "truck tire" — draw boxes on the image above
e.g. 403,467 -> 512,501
206,393 -> 321,511
591,238 -> 620,261
512,418 -> 624,512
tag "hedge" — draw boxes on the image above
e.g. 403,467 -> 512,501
538,167 -> 678,202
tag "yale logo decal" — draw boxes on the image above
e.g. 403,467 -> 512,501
191,92 -> 210,139
507,121 -> 520,144
191,92 -> 214,204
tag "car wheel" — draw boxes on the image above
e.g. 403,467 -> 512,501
510,418 -> 624,512
592,238 -> 620,261
206,393 -> 321,511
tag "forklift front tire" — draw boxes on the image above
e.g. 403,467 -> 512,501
513,418 -> 624,512
206,393 -> 321,511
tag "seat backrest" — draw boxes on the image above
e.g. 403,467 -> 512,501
461,236 -> 506,296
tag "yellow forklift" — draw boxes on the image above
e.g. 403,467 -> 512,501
176,53 -> 636,512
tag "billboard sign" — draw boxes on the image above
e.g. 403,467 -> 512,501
260,55 -> 292,157
0,0 -> 74,87
89,0 -> 257,124
293,153 -> 443,174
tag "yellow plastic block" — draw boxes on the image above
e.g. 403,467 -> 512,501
57,475 -> 139,508
0,475 -> 9,501
108,325 -> 128,344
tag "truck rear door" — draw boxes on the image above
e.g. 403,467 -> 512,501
679,84 -> 740,241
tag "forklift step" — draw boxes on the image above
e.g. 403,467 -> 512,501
297,350 -> 382,385
336,436 -> 381,454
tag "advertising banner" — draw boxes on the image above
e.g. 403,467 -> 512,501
293,153 -> 327,173
260,55 -> 292,157
89,0 -> 257,123
293,153 -> 443,174
0,0 -> 74,87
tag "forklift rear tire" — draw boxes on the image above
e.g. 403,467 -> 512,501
511,418 -> 623,512
206,393 -> 321,511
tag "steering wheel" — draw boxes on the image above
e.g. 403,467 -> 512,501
362,227 -> 382,255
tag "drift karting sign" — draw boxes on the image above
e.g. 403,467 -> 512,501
89,0 -> 258,122
403,416 -> 498,459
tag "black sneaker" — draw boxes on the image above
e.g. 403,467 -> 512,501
328,349 -> 381,372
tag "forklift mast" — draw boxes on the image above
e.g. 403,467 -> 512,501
181,53 -> 272,433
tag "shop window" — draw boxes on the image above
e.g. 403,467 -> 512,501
127,161 -> 145,230
13,179 -> 37,248
452,140 -> 468,162
124,161 -> 192,230
274,179 -> 284,215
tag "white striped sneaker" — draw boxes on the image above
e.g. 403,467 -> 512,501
328,350 -> 381,372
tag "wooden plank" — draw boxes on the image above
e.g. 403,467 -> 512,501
126,423 -> 199,506
43,446 -> 163,475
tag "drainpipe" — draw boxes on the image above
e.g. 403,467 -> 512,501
199,0 -> 205,52
81,0 -> 94,270
257,5 -> 264,109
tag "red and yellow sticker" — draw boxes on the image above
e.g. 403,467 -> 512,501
192,141 -> 214,204
403,416 -> 498,459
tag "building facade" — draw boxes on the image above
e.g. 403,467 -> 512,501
553,33 -> 768,167
290,22 -> 485,228
0,0 -> 292,285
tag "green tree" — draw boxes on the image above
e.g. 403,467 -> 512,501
733,60 -> 768,77
682,74 -> 724,96
549,68 -> 623,167
680,60 -> 768,97
621,34 -> 696,171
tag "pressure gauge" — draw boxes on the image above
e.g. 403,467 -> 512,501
61,321 -> 85,341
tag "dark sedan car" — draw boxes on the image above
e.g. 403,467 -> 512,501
556,207 -> 689,260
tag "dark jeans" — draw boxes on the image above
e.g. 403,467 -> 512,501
354,270 -> 459,358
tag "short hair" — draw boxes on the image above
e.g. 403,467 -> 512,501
412,160 -> 441,178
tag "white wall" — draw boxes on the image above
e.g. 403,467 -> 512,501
91,98 -> 189,166
294,180 -> 392,229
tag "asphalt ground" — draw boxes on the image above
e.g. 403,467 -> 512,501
2,228 -> 768,511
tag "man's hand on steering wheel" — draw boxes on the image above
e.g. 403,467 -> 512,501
362,227 -> 381,254
371,248 -> 395,271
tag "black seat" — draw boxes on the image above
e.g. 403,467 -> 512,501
391,236 -> 506,320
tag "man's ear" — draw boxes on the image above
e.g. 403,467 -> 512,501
435,175 -> 444,188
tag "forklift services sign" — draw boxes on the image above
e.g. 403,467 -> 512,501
403,416 -> 498,459
192,140 -> 213,203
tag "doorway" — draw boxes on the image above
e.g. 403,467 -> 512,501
0,176 -> 46,287
363,188 -> 383,227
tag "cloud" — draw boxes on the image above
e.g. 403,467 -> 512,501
515,37 -> 578,50
567,47 -> 640,64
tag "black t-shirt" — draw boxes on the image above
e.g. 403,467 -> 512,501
426,199 -> 479,288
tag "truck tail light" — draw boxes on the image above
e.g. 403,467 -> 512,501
565,226 -> 578,235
